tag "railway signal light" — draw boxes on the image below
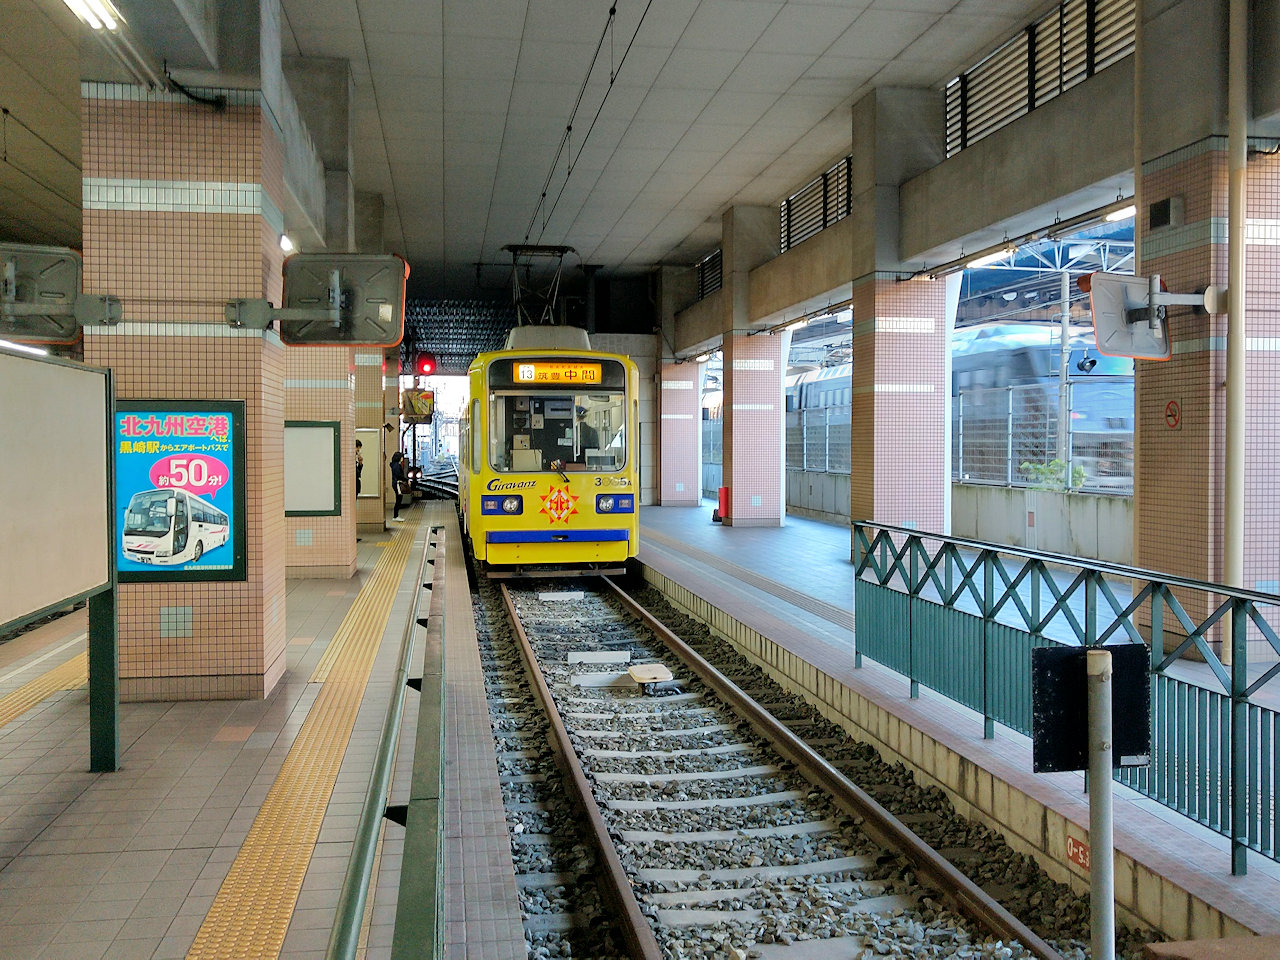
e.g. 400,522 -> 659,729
411,351 -> 437,377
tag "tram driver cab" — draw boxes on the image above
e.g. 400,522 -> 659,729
493,390 -> 622,473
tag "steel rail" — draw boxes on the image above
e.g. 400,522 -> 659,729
497,584 -> 663,960
603,577 -> 1066,960
326,525 -> 439,960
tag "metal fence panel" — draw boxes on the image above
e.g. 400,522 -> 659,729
854,521 -> 1280,874
953,381 -> 1133,493
785,410 -> 805,470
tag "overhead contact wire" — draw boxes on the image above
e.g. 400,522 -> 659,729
534,0 -> 655,244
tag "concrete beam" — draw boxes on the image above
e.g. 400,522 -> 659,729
355,191 -> 385,254
900,60 -> 1135,267
282,57 -> 355,173
1253,0 -> 1280,127
116,0 -> 218,70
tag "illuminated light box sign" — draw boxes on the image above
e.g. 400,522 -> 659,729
115,400 -> 247,582
513,361 -> 603,385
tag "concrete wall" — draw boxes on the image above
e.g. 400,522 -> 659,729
673,288 -> 723,355
950,484 -> 1133,565
591,333 -> 659,506
786,469 -> 850,527
1257,0 -> 1280,125
749,217 -> 854,322
899,58 -> 1134,262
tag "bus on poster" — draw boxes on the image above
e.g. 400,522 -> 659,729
114,401 -> 247,582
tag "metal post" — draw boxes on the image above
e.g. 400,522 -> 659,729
957,392 -> 965,479
1230,598 -> 1249,875
90,372 -> 119,773
88,588 -> 118,772
1223,0 -> 1247,667
1058,271 -> 1071,483
1087,648 -> 1115,960
1006,386 -> 1014,485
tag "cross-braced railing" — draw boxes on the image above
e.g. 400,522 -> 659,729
853,521 -> 1280,875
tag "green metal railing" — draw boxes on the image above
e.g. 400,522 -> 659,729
853,521 -> 1280,875
326,524 -> 445,960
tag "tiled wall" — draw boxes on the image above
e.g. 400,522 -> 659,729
658,360 -> 701,505
81,82 -> 289,700
354,349 -> 387,531
850,276 -> 947,533
1136,140 -> 1280,654
591,332 -> 659,505
285,347 -> 357,577
85,328 -> 288,701
722,331 -> 787,525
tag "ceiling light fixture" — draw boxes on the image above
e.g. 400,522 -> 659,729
279,234 -> 295,253
63,0 -> 119,30
0,338 -> 49,357
966,246 -> 1014,269
1105,204 -> 1137,222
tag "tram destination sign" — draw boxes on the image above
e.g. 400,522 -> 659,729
514,361 -> 603,385
114,400 -> 247,582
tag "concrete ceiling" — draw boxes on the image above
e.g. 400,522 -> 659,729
1,1 -> 1060,300
275,0 -> 1053,297
0,0 -> 82,249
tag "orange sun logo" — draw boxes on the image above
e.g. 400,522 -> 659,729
540,484 -> 579,524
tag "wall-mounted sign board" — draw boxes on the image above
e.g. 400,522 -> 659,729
285,421 -> 341,515
0,351 -> 111,628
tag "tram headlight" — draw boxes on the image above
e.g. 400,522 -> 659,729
502,496 -> 522,514
596,493 -> 634,513
481,495 -> 522,515
591,499 -> 632,514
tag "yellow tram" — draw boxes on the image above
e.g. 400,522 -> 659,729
459,326 -> 639,575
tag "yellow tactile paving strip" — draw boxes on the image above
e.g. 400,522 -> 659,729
187,512 -> 421,960
0,652 -> 87,729
309,533 -> 412,684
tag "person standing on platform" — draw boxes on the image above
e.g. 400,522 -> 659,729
390,450 -> 407,522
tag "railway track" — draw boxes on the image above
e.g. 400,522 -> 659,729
474,576 -> 1156,960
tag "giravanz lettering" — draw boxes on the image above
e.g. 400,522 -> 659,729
487,479 -> 537,491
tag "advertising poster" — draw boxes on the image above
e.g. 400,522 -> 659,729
115,400 -> 247,582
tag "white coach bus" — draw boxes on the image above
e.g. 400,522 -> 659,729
122,488 -> 229,565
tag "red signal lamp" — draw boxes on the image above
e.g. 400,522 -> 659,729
412,352 -> 437,377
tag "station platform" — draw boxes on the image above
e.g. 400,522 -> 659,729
637,502 -> 1280,945
0,501 -> 491,960
2,498 -> 1278,959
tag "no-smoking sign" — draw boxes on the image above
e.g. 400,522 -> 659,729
1165,399 -> 1182,430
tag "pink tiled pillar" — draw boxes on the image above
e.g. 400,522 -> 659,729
285,347 -> 357,577
80,82 -> 288,701
850,276 -> 948,532
658,361 -> 701,505
721,331 -> 788,526
1135,143 -> 1280,618
354,349 -> 388,533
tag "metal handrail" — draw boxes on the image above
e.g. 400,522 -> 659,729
326,525 -> 439,960
853,520 -> 1280,875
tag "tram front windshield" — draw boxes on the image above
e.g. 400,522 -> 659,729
488,358 -> 627,473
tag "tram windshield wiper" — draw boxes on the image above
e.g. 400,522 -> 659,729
550,458 -> 570,484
